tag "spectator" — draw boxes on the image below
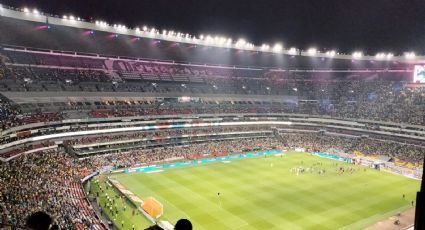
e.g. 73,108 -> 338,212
174,219 -> 192,230
26,211 -> 52,230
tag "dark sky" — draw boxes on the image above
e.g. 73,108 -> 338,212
2,0 -> 425,54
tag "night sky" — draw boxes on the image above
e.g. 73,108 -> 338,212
2,0 -> 425,54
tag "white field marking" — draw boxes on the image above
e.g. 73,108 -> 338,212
222,161 -> 231,163
337,204 -> 412,230
155,193 -> 192,222
157,177 -> 249,228
145,170 -> 164,174
380,169 -> 422,180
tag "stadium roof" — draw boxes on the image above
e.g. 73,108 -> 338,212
0,2 -> 423,62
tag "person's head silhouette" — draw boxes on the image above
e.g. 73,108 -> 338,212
174,219 -> 192,230
26,211 -> 52,230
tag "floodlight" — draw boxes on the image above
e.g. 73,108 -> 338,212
405,52 -> 416,59
375,53 -> 385,60
308,48 -> 317,56
288,47 -> 297,55
261,44 -> 270,50
236,39 -> 247,47
352,51 -> 362,59
326,50 -> 336,57
238,38 -> 246,44
273,44 -> 282,52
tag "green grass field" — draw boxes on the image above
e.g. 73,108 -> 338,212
93,152 -> 421,230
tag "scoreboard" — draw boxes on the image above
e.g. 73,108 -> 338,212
413,65 -> 425,83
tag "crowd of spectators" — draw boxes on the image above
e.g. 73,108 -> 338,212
3,49 -> 260,78
89,105 -> 282,118
280,133 -> 424,166
353,138 -> 424,165
0,150 -> 105,229
0,65 -> 110,92
0,141 -> 55,159
66,126 -> 269,146
79,138 -> 284,171
86,83 -> 425,125
0,98 -> 62,131
0,99 -> 18,130
1,50 -> 425,127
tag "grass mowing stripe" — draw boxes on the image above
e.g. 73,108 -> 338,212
104,152 -> 420,230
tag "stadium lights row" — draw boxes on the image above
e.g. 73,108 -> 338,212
308,48 -> 317,56
95,20 -> 108,27
14,5 -> 420,60
23,7 -> 41,16
352,51 -> 363,59
375,52 -> 393,60
326,50 -> 336,57
22,6 -> 83,23
62,15 -> 82,21
375,52 -> 415,60
405,52 -> 416,59
288,48 -> 297,55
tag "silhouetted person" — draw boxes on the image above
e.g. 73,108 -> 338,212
175,219 -> 192,230
26,211 -> 52,230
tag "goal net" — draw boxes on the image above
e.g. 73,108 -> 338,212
142,197 -> 164,218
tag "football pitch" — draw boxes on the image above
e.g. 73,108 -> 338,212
94,152 -> 421,230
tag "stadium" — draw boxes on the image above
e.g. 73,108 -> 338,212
0,2 -> 424,230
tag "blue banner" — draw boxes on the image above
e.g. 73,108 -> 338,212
312,152 -> 352,163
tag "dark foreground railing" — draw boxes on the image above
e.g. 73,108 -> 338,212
414,157 -> 424,229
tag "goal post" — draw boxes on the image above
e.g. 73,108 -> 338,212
142,197 -> 164,218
